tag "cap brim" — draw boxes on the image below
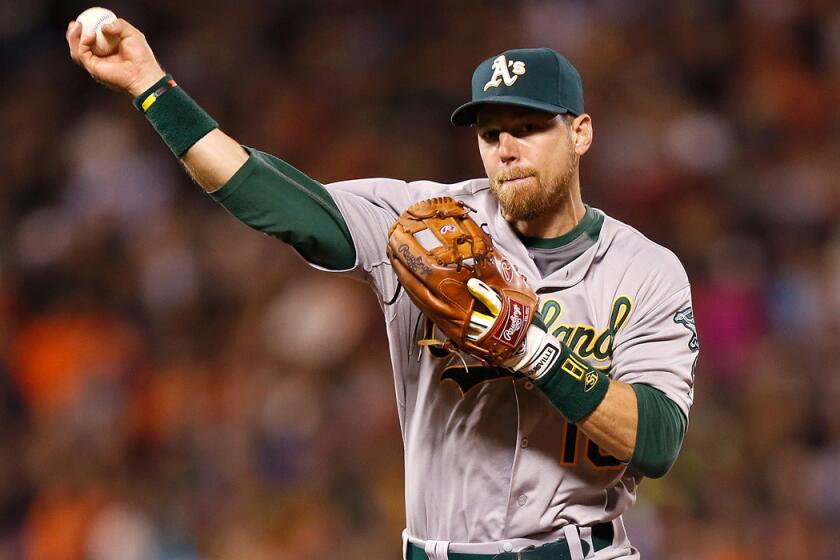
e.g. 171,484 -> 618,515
450,96 -> 572,126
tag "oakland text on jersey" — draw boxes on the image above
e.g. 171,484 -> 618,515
542,296 -> 633,364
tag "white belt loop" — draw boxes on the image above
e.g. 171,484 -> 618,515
562,525 -> 586,560
613,517 -> 628,544
577,526 -> 593,557
424,539 -> 450,560
402,529 -> 409,560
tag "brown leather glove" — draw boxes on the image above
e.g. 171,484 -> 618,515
386,196 -> 538,365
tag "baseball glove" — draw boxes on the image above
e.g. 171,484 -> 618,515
386,196 -> 538,365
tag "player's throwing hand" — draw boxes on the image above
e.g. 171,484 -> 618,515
66,16 -> 165,97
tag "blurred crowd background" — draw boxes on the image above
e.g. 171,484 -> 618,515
1,0 -> 840,558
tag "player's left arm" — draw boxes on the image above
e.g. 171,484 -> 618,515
567,281 -> 696,475
575,379 -> 638,462
574,380 -> 685,477
471,276 -> 696,477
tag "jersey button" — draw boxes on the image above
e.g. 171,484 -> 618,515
503,542 -> 513,552
524,381 -> 535,390
518,494 -> 528,506
521,438 -> 529,448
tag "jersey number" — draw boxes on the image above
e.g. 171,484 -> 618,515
561,423 -> 624,470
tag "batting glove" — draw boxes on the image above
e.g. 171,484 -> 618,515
467,278 -> 562,379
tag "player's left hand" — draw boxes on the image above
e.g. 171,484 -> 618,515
467,278 -> 561,379
387,196 -> 539,366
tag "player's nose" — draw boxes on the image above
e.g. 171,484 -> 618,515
498,132 -> 520,164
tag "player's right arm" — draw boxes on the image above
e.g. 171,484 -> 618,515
67,19 -> 249,190
66,18 -> 363,271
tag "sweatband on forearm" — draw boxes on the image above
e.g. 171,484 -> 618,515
532,344 -> 610,424
629,383 -> 686,478
132,74 -> 218,157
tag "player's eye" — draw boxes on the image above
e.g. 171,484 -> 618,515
515,123 -> 537,137
480,129 -> 500,143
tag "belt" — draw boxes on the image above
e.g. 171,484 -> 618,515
406,523 -> 614,560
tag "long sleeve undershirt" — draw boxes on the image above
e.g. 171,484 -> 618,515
208,148 -> 356,270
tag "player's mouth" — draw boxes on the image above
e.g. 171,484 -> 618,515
496,167 -> 538,187
501,176 -> 533,187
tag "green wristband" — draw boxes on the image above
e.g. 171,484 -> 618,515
132,74 -> 218,158
532,344 -> 610,424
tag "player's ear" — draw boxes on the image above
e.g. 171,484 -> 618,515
571,113 -> 593,156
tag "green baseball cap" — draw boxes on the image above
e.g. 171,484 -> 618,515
450,48 -> 584,126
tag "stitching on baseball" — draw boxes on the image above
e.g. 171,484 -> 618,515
93,13 -> 112,31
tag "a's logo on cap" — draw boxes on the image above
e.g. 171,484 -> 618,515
483,55 -> 526,92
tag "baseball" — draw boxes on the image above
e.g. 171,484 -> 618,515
76,7 -> 119,56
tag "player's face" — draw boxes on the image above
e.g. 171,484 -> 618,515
476,106 -> 590,221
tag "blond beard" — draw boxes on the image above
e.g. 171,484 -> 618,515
489,154 -> 579,221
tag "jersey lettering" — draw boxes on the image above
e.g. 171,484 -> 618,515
561,423 -> 580,465
440,364 -> 522,394
543,296 -> 633,363
559,422 -> 623,469
585,438 -> 624,470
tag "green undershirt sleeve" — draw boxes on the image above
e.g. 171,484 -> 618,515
630,383 -> 686,479
208,149 -> 356,270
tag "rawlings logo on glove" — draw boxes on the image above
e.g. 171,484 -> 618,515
398,244 -> 433,276
496,300 -> 526,346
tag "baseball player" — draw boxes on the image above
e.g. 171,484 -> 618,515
68,17 -> 698,560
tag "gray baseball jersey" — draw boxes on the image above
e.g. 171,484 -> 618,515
303,177 -> 697,558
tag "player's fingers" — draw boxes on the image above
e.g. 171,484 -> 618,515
467,311 -> 495,341
467,279 -> 502,315
80,30 -> 96,47
65,20 -> 76,42
470,311 -> 495,328
100,19 -> 125,38
67,21 -> 82,62
467,281 -> 499,341
76,31 -> 96,67
112,18 -> 144,39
